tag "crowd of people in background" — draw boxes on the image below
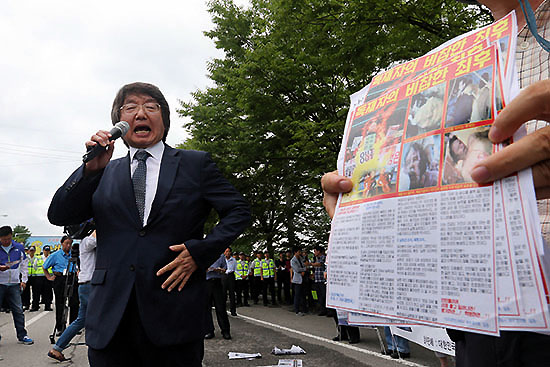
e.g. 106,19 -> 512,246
204,245 -> 456,366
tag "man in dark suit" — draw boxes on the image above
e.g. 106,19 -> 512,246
48,82 -> 251,367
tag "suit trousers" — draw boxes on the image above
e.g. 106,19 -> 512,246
88,289 -> 204,367
277,272 -> 291,304
205,278 -> 230,334
29,276 -> 46,309
235,279 -> 249,306
262,277 -> 276,305
252,276 -> 262,303
43,278 -> 53,308
53,275 -> 79,331
293,283 -> 306,313
313,282 -> 326,313
221,274 -> 236,314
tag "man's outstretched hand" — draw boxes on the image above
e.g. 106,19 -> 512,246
156,243 -> 198,292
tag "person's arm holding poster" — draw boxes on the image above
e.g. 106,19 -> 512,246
470,79 -> 550,199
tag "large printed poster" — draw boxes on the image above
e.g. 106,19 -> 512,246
342,47 -> 496,205
328,11 -> 550,336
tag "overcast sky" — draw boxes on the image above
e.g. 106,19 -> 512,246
0,0 -> 247,235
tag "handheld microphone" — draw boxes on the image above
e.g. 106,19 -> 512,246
82,121 -> 130,163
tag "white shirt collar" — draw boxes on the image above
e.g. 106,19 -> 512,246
129,140 -> 165,162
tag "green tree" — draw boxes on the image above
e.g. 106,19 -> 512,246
13,224 -> 31,245
179,0 -> 491,253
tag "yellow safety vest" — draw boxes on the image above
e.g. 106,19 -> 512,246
252,258 -> 262,276
28,255 -> 45,276
235,260 -> 249,280
261,259 -> 275,278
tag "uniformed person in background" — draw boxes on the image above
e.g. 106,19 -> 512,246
235,252 -> 250,307
27,246 -> 46,312
261,251 -> 277,306
250,251 -> 263,304
41,246 -> 53,311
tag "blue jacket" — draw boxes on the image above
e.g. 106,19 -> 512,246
0,240 -> 27,284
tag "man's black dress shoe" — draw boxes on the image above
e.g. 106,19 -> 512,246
222,332 -> 232,340
204,332 -> 215,339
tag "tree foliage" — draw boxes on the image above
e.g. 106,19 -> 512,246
178,0 -> 491,254
13,224 -> 31,245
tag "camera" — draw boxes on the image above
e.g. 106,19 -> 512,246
70,242 -> 79,260
64,219 -> 95,240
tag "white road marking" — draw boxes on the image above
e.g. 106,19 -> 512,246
235,313 -> 428,367
25,311 -> 50,327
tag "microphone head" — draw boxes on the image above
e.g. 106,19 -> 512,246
115,121 -> 130,137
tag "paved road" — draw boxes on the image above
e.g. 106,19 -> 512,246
0,304 -> 446,366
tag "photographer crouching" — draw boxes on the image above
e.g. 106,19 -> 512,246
47,227 -> 96,362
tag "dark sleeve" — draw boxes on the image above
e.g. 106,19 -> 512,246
184,153 -> 251,270
47,164 -> 103,226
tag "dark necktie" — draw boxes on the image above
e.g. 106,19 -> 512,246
132,150 -> 150,224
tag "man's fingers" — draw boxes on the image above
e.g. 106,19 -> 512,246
489,80 -> 550,142
167,271 -> 186,292
156,248 -> 189,276
156,261 -> 176,276
162,264 -> 196,292
88,130 -> 112,148
321,170 -> 353,194
471,127 -> 550,183
321,170 -> 353,219
161,267 -> 182,290
158,243 -> 196,290
169,244 -> 187,252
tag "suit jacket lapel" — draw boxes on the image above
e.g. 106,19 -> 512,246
147,145 -> 178,226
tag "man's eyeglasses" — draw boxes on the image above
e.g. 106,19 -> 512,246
120,102 -> 161,115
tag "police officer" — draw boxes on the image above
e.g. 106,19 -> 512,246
261,251 -> 277,306
41,245 -> 53,311
235,252 -> 250,307
27,246 -> 46,312
250,252 -> 263,304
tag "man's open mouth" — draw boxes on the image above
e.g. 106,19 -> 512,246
134,126 -> 151,134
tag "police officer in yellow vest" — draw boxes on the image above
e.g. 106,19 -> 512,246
27,246 -> 47,312
250,251 -> 263,304
261,251 -> 277,306
234,252 -> 250,307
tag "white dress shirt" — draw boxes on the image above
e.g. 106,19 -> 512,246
129,141 -> 165,226
225,256 -> 237,274
78,235 -> 97,283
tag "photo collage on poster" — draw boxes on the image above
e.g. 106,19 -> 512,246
341,45 -> 499,205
